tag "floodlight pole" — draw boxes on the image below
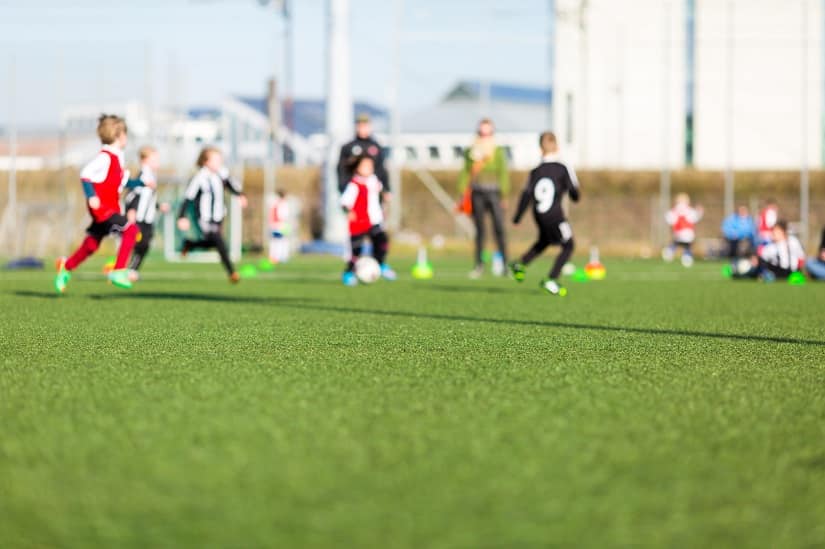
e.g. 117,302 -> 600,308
8,54 -> 18,257
547,0 -> 555,128
659,0 -> 672,246
723,0 -> 735,217
324,0 -> 353,243
388,0 -> 403,232
800,0 -> 810,246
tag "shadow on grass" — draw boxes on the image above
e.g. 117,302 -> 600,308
423,284 -> 516,295
275,302 -> 825,348
11,290 -> 315,305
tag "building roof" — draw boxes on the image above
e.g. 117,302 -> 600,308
402,81 -> 553,134
444,80 -> 552,105
233,96 -> 388,137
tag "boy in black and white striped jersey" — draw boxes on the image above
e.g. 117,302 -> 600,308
125,146 -> 170,280
176,147 -> 248,283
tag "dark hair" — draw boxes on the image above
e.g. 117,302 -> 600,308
347,154 -> 372,171
539,131 -> 557,147
775,220 -> 788,233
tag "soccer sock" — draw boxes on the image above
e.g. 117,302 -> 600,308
114,223 -> 139,270
211,233 -> 235,275
549,239 -> 575,280
129,239 -> 149,271
65,236 -> 101,270
372,231 -> 389,265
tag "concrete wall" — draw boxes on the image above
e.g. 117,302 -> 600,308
694,0 -> 822,169
555,0 -> 823,170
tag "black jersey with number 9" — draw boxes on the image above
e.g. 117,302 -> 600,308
513,157 -> 580,227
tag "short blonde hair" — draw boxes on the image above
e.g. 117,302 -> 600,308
197,146 -> 221,168
139,145 -> 157,162
97,114 -> 127,145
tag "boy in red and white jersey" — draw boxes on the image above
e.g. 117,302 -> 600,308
757,200 -> 779,245
268,191 -> 291,264
55,114 -> 143,293
340,155 -> 396,286
663,193 -> 703,267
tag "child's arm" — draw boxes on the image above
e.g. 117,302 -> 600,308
512,174 -> 534,224
176,175 -> 202,231
567,165 -> 580,202
340,182 -> 357,212
219,168 -> 247,208
124,171 -> 157,190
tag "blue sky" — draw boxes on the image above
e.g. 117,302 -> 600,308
0,0 -> 552,129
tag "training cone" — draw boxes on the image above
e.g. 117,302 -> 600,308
258,258 -> 275,272
239,264 -> 258,279
788,272 -> 806,286
584,246 -> 607,280
571,268 -> 589,283
411,247 -> 434,280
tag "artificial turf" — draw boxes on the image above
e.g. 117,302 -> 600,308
1,255 -> 824,548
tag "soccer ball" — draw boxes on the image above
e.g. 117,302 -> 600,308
734,258 -> 753,276
355,256 -> 382,284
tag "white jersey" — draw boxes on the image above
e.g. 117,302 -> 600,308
760,236 -> 805,271
125,166 -> 158,224
183,167 -> 242,224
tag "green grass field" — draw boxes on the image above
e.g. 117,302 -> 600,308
1,255 -> 824,548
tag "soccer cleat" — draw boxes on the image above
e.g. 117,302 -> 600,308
681,254 -> 694,268
107,269 -> 133,290
229,272 -> 241,284
342,271 -> 358,287
509,261 -> 526,282
380,264 -> 397,281
662,246 -> 675,262
54,258 -> 71,294
541,278 -> 567,297
468,265 -> 484,280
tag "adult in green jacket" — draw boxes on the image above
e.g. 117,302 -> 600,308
458,118 -> 509,278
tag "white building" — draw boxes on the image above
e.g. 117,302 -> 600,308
553,0 -> 823,170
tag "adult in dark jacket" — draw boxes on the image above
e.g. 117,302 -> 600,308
337,113 -> 390,196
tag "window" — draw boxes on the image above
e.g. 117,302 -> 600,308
405,146 -> 418,161
428,146 -> 440,160
453,146 -> 464,160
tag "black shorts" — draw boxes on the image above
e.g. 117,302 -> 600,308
538,219 -> 574,245
86,214 -> 131,240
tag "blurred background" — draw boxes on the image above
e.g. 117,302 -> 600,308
0,0 -> 823,261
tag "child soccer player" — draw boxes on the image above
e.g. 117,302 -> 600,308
757,199 -> 779,245
735,220 -> 805,281
125,146 -> 170,280
509,131 -> 580,296
663,193 -> 703,267
176,147 -> 247,283
268,190 -> 291,264
55,114 -> 141,293
340,155 -> 396,286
